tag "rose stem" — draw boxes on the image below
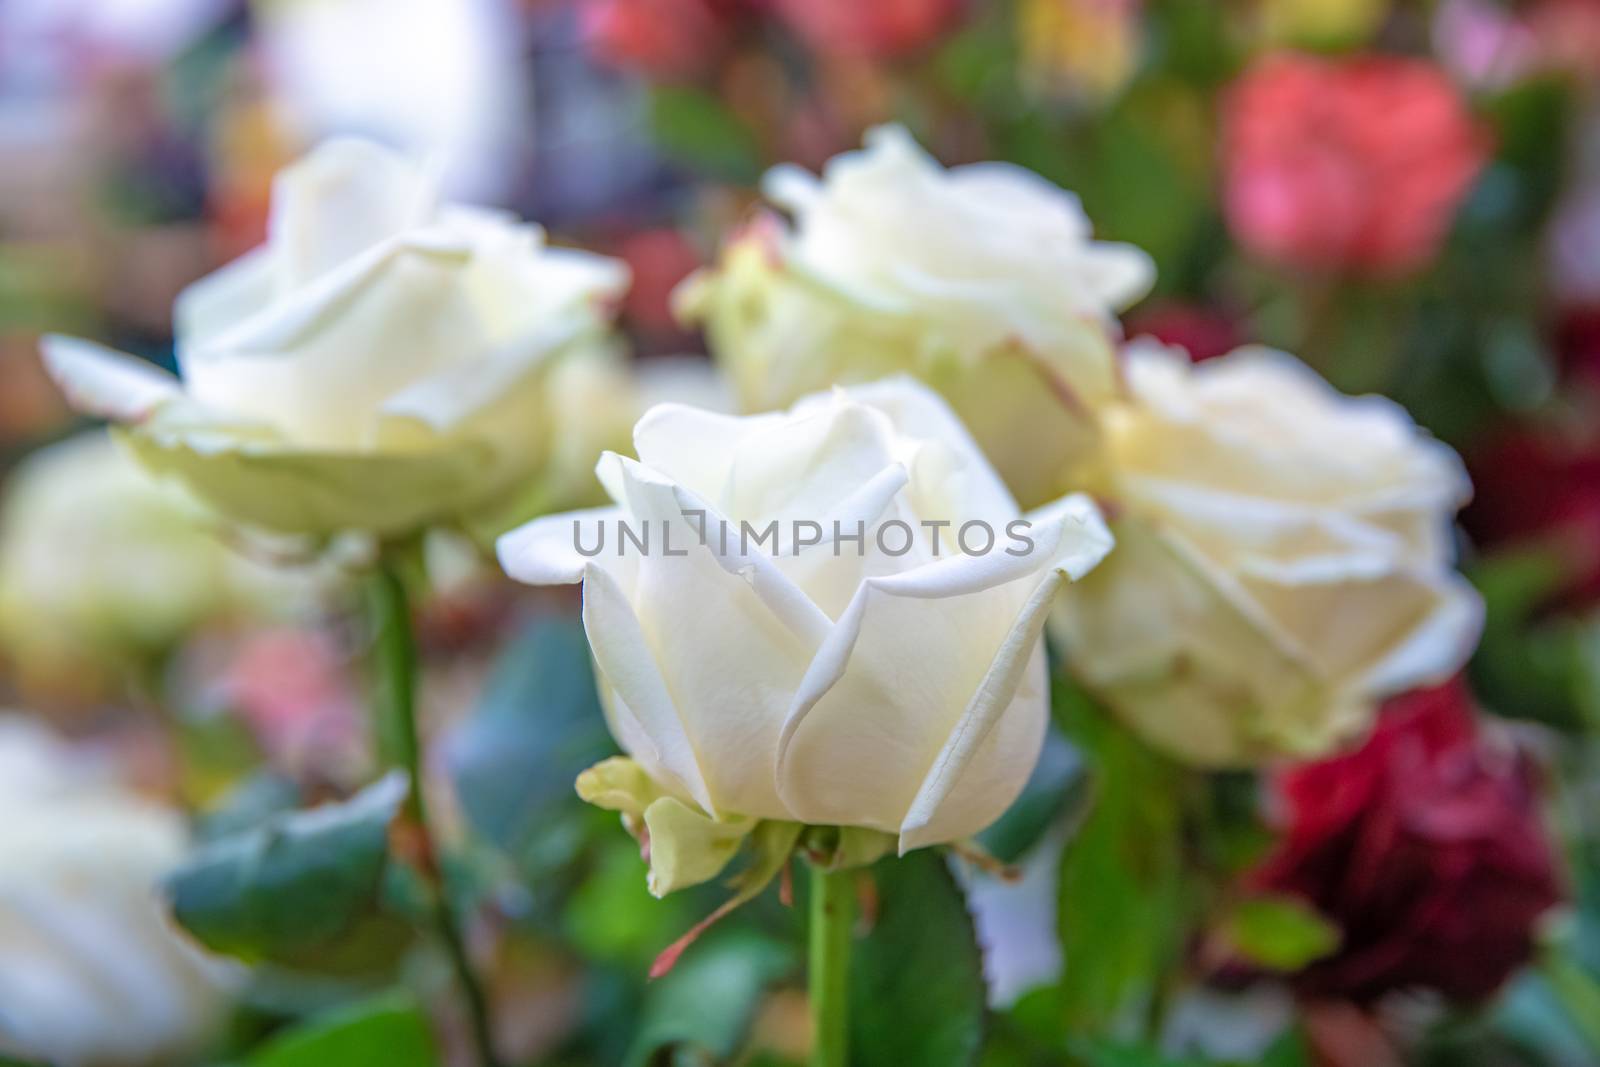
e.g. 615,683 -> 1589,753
809,862 -> 854,1067
368,560 -> 501,1067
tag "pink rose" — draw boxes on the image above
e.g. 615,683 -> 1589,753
1223,53 -> 1490,276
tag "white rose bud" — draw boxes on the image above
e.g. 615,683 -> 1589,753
1052,343 -> 1484,766
42,138 -> 627,538
0,719 -> 235,1066
676,124 -> 1154,509
497,379 -> 1112,889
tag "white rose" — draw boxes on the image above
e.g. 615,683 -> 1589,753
677,124 -> 1154,508
497,378 -> 1112,886
0,718 -> 235,1067
0,432 -> 324,695
1052,343 -> 1483,765
42,137 -> 627,537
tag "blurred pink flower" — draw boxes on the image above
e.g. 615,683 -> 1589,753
773,0 -> 963,60
617,228 -> 704,339
225,628 -> 364,777
579,0 -> 746,80
1436,0 -> 1600,89
1222,53 -> 1490,276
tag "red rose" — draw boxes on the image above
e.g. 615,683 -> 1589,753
579,0 -> 749,80
1251,680 -> 1563,1004
1464,427 -> 1600,611
1124,300 -> 1243,363
1222,53 -> 1490,277
773,0 -> 963,60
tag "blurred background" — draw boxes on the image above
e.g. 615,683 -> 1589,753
3,1 -> 1600,1066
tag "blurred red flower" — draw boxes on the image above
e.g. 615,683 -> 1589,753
579,0 -> 749,80
1223,53 -> 1490,277
1125,300 -> 1243,362
1464,427 -> 1600,611
773,0 -> 964,60
1251,679 -> 1562,1004
617,227 -> 704,340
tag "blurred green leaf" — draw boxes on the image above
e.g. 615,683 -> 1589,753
1219,896 -> 1340,972
849,850 -> 986,1067
979,728 -> 1088,864
448,617 -> 614,877
1054,680 -> 1190,1035
248,993 -> 438,1067
648,87 -> 761,183
626,932 -> 795,1067
168,773 -> 413,973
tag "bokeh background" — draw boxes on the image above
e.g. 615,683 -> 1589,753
3,1 -> 1600,1066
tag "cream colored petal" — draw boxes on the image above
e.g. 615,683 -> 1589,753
267,137 -> 438,289
776,495 -> 1111,834
40,336 -> 183,422
116,424 -> 492,536
496,506 -> 626,586
604,457 -> 826,819
182,236 -> 488,449
1051,517 -> 1331,767
582,563 -> 719,817
1234,557 -> 1483,698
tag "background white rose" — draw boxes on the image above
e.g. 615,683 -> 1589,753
43,137 -> 628,537
0,718 -> 235,1067
498,378 -> 1112,882
0,432 -> 326,698
677,124 -> 1154,509
1052,343 -> 1484,765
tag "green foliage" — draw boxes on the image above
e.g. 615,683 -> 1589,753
625,932 -> 796,1067
248,993 -> 439,1067
1218,896 -> 1340,972
849,850 -> 987,1067
449,617 -> 616,879
648,87 -> 762,183
167,773 -> 414,973
1053,680 -> 1191,1036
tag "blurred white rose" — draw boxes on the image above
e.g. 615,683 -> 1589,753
498,378 -> 1112,889
0,432 -> 322,694
1052,343 -> 1483,765
677,124 -> 1153,509
0,718 -> 234,1066
43,137 -> 627,538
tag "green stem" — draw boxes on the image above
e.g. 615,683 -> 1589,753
809,863 -> 854,1067
368,562 -> 501,1067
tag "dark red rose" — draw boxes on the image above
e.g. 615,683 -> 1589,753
1555,306 -> 1600,387
1251,680 -> 1563,1004
1222,53 -> 1490,277
1463,427 -> 1600,611
1125,301 -> 1243,363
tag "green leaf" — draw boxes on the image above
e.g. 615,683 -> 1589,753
447,618 -> 614,876
1068,1041 -> 1208,1067
1220,896 -> 1340,972
168,773 -> 412,972
1054,679 -> 1191,1035
249,993 -> 438,1067
625,932 -> 796,1067
850,851 -> 987,1067
647,87 -> 761,182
